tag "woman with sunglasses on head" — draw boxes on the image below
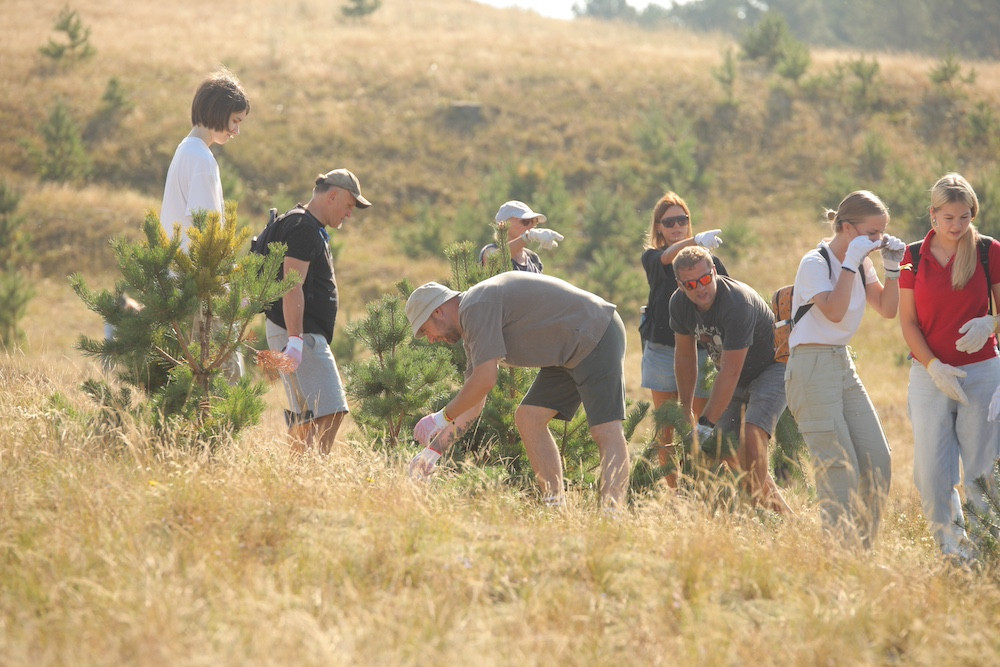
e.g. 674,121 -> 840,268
899,173 -> 1000,562
639,191 -> 725,484
784,191 -> 903,549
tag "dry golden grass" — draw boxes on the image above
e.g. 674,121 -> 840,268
2,356 -> 1000,665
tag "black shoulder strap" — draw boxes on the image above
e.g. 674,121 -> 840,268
818,244 -> 867,287
252,206 -> 306,254
979,235 -> 993,315
907,240 -> 923,276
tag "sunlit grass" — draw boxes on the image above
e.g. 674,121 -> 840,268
2,356 -> 1000,664
4,0 -> 1000,662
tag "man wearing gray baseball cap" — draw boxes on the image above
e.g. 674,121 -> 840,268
404,272 -> 630,510
258,168 -> 371,455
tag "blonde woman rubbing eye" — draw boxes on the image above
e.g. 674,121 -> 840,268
783,190 -> 902,550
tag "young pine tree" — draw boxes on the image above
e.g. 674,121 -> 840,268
70,204 -> 298,443
344,289 -> 456,448
0,183 -> 34,348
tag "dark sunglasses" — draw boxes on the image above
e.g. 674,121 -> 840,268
659,215 -> 689,228
680,271 -> 713,291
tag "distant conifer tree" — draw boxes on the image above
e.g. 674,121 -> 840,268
0,183 -> 34,348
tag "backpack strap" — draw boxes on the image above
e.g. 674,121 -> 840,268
907,240 -> 923,276
908,237 -> 992,314
979,235 -> 994,315
819,244 -> 867,287
791,244 -> 867,326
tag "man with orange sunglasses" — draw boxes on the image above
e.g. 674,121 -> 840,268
669,245 -> 793,515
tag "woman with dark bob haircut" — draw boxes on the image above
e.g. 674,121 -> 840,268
160,67 -> 250,249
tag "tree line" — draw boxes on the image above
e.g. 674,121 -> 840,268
575,0 -> 1000,60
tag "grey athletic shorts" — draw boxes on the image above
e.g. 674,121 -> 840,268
521,312 -> 626,427
717,361 -> 787,437
266,320 -> 349,427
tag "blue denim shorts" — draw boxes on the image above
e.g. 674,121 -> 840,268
641,341 -> 711,398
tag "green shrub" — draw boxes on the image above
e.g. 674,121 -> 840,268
0,183 -> 33,348
39,6 -> 95,64
26,101 -> 91,183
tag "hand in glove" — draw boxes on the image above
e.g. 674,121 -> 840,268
408,446 -> 442,481
522,227 -> 564,250
414,409 -> 450,445
283,335 -> 303,372
843,236 -> 883,274
694,423 -> 715,444
989,385 -> 1000,422
879,234 -> 906,271
926,358 -> 968,405
956,315 -> 997,354
694,229 -> 724,250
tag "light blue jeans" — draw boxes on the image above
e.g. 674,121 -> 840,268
785,345 -> 891,549
908,356 -> 1000,555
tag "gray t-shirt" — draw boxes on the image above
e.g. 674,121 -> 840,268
460,272 -> 617,372
669,275 -> 777,386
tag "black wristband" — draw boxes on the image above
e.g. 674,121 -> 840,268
698,415 -> 715,428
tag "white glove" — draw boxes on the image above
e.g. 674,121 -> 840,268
926,358 -> 968,405
283,336 -> 303,372
408,446 -> 442,480
522,227 -> 564,250
414,409 -> 449,445
694,229 -> 723,250
879,234 -> 906,271
989,385 -> 1000,422
843,237 -> 882,274
694,423 -> 715,443
956,315 -> 997,354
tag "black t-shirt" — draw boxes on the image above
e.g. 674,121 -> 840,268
641,249 -> 727,346
263,207 -> 338,343
668,275 -> 777,386
478,243 -> 544,273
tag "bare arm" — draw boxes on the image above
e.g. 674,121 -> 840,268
659,237 -> 698,266
811,264 -> 858,323
701,347 -> 748,424
431,395 -> 488,454
446,359 -> 499,421
281,256 -> 310,336
866,270 -> 899,319
674,333 -> 699,420
899,289 -> 933,366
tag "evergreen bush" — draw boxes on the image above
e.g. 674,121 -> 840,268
70,204 -> 298,445
0,183 -> 33,349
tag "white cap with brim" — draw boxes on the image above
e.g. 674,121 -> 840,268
406,282 -> 460,336
494,200 -> 546,224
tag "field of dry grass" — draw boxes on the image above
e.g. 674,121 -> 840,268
3,0 -> 1000,663
3,356 -> 1000,665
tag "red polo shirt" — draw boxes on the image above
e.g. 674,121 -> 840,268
899,229 -> 1000,367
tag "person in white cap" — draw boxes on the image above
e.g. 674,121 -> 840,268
404,272 -> 630,509
479,200 -> 564,273
259,168 -> 372,455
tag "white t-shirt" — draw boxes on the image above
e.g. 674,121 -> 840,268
788,241 -> 878,348
160,136 -> 223,249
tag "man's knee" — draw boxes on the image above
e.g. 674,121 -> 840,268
515,404 -> 554,432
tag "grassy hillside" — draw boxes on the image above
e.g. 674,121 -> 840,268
3,0 -> 1000,662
